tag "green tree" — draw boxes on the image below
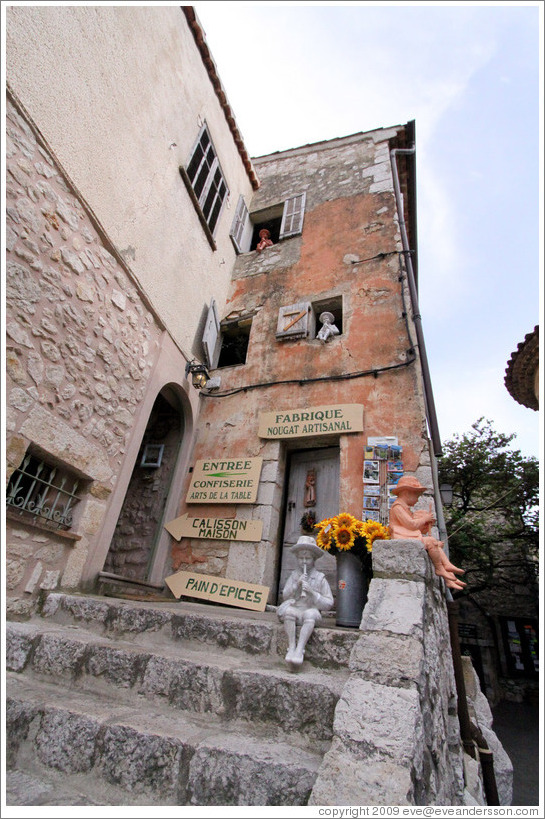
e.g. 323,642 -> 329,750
438,418 -> 539,607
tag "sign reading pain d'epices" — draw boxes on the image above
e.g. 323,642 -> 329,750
165,570 -> 269,612
186,457 -> 263,504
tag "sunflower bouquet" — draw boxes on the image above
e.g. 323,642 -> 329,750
315,513 -> 390,562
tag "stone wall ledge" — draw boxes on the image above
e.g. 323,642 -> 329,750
309,538 -> 465,806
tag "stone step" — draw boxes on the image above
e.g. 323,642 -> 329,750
6,673 -> 322,806
6,619 -> 346,741
36,591 -> 359,669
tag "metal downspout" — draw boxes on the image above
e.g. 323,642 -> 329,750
390,145 -> 442,458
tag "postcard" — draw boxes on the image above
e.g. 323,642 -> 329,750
363,495 -> 380,510
363,509 -> 381,522
363,460 -> 380,483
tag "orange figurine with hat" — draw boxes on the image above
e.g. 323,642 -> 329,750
389,476 -> 466,590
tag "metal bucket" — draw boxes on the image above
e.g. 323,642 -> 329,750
336,550 -> 368,628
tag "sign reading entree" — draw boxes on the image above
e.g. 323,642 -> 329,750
186,457 -> 263,503
258,404 -> 364,439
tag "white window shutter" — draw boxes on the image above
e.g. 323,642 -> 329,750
276,302 -> 312,339
229,196 -> 251,253
279,192 -> 306,239
202,298 -> 221,368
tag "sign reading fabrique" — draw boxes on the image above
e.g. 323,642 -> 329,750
258,404 -> 364,439
186,458 -> 263,503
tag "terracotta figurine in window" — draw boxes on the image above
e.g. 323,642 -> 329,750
256,228 -> 273,252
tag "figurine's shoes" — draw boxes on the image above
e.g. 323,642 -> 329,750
285,649 -> 295,663
436,568 -> 467,588
290,650 -> 304,666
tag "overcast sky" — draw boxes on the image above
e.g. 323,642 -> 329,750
193,0 -> 542,460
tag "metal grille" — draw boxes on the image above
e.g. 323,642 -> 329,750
6,454 -> 82,530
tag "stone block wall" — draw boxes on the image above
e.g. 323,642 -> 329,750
310,539 -> 473,806
5,95 -> 164,615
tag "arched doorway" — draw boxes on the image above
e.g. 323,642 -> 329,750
103,388 -> 184,582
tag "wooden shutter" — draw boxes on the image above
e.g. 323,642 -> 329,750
279,192 -> 306,239
229,195 -> 252,253
276,302 -> 312,339
202,298 -> 221,368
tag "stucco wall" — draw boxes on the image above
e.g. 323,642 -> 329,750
5,4 -> 255,356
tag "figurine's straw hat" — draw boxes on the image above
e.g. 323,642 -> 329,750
259,228 -> 271,238
391,476 -> 428,496
319,311 -> 335,324
290,535 -> 324,561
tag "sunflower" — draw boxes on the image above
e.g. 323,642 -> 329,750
316,526 -> 334,551
335,512 -> 358,530
333,525 -> 356,551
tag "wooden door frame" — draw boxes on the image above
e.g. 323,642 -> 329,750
275,442 -> 340,602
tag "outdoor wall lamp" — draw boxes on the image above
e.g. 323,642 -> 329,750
185,360 -> 210,389
440,483 -> 454,506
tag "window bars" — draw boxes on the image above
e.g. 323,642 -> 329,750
6,454 -> 82,530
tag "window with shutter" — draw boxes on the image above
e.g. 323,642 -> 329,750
180,125 -> 229,246
275,296 -> 343,343
229,195 -> 251,253
230,193 -> 307,254
202,299 -> 221,369
276,302 -> 313,340
279,193 -> 306,239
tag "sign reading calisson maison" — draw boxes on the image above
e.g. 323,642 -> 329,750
186,458 -> 263,503
258,404 -> 364,439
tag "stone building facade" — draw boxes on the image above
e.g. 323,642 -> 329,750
4,5 -> 513,807
170,126 -> 442,606
5,5 -> 445,616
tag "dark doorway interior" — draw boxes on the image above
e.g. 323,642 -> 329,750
104,391 -> 182,581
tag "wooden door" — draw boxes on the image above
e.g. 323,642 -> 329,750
278,447 -> 339,603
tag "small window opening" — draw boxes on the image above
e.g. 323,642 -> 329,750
249,204 -> 284,250
6,452 -> 84,530
217,318 -> 252,368
313,296 -> 343,337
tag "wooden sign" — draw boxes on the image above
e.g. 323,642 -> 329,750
258,404 -> 364,439
164,570 -> 269,612
164,513 -> 263,542
186,457 -> 262,504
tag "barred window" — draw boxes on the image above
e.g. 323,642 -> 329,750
6,453 -> 83,531
181,124 -> 229,243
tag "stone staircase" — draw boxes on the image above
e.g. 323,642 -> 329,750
5,592 -> 359,806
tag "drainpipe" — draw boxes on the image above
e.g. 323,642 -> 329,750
390,144 -> 442,458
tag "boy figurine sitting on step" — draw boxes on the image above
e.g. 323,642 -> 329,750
277,536 -> 334,669
389,476 -> 466,591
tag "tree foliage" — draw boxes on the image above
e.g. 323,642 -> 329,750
438,418 -> 539,605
